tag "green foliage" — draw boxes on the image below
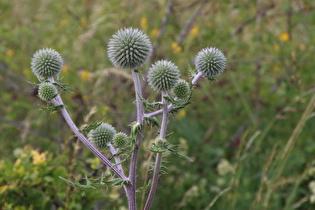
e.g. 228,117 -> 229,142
1,0 -> 315,209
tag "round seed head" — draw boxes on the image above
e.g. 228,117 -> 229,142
113,132 -> 129,148
31,48 -> 63,80
88,123 -> 116,150
38,82 -> 58,101
172,79 -> 190,99
195,47 -> 226,79
148,60 -> 180,92
108,27 -> 152,69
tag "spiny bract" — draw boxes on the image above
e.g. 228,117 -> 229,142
195,47 -> 226,79
172,79 -> 190,99
31,48 -> 63,80
148,60 -> 180,92
88,123 -> 116,150
38,82 -> 58,101
113,132 -> 129,148
108,27 -> 152,70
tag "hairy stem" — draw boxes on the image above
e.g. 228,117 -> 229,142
144,91 -> 169,210
128,70 -> 145,209
51,94 -> 127,180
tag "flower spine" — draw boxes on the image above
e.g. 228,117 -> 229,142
38,82 -> 58,101
31,48 -> 63,80
113,132 -> 129,148
108,27 -> 152,69
88,123 -> 116,150
147,60 -> 180,92
172,79 -> 190,99
195,47 -> 226,79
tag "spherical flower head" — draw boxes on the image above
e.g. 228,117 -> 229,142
195,47 -> 226,79
31,48 -> 63,80
148,60 -> 180,92
38,82 -> 58,101
112,132 -> 129,148
108,27 -> 152,69
88,123 -> 116,150
172,79 -> 190,99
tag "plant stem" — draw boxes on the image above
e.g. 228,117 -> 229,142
48,78 -> 128,181
108,143 -> 124,174
144,91 -> 169,210
51,94 -> 128,180
127,70 -> 145,209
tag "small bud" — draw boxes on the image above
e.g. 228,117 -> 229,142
108,27 -> 152,69
88,123 -> 116,150
148,60 -> 180,92
195,47 -> 226,79
113,132 -> 129,148
38,82 -> 58,101
31,48 -> 63,80
172,79 -> 190,99
155,138 -> 166,147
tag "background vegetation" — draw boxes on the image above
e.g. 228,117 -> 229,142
1,0 -> 314,209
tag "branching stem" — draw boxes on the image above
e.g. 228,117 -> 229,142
144,91 -> 169,210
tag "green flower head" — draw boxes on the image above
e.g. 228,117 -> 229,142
31,48 -> 63,80
112,132 -> 129,148
38,82 -> 58,101
195,47 -> 226,79
172,79 -> 190,99
88,123 -> 116,150
108,27 -> 152,70
148,60 -> 180,92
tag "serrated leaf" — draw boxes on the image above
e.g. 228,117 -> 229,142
79,122 -> 102,134
59,176 -> 76,188
40,104 -> 64,113
144,117 -> 159,127
53,81 -> 72,93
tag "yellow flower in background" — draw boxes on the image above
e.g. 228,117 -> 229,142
23,69 -> 30,77
60,19 -> 69,26
62,65 -> 69,73
31,150 -> 46,165
103,106 -> 110,115
177,109 -> 186,119
189,26 -> 199,38
91,157 -> 101,169
140,17 -> 148,31
81,70 -> 90,81
80,16 -> 87,27
171,43 -> 182,54
6,49 -> 14,57
272,65 -> 280,73
280,32 -> 290,42
151,28 -> 159,37
273,44 -> 280,51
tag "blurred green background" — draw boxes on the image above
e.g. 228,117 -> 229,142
1,0 -> 315,209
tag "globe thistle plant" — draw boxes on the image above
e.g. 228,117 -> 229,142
172,79 -> 190,99
31,48 -> 63,80
148,60 -> 180,92
113,132 -> 129,148
88,123 -> 116,150
38,82 -> 58,101
195,47 -> 226,79
107,27 -> 152,70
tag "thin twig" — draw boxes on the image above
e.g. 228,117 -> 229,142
176,0 -> 207,45
205,187 -> 231,210
149,0 -> 174,64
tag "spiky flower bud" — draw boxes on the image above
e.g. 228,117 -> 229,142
88,123 -> 116,150
195,47 -> 226,79
148,60 -> 180,92
108,27 -> 152,69
172,79 -> 190,99
113,132 -> 129,148
31,48 -> 63,80
155,138 -> 166,147
38,82 -> 58,101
